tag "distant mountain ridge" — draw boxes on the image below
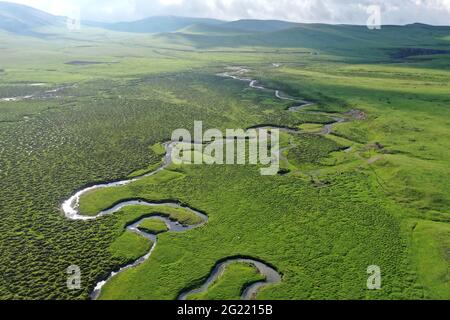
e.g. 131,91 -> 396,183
220,19 -> 300,32
89,17 -> 303,34
0,0 -> 449,59
1,1 -> 448,37
0,1 -> 64,34
87,16 -> 225,34
0,1 -> 303,35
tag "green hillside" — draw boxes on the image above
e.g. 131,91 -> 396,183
177,23 -> 252,35
90,16 -> 224,34
220,19 -> 299,32
155,23 -> 450,60
0,1 -> 63,34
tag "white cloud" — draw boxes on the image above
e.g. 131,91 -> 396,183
5,0 -> 450,24
159,0 -> 184,5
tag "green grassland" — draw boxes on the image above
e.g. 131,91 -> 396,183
138,220 -> 168,235
0,22 -> 449,300
186,262 -> 266,300
89,164 -> 412,300
109,231 -> 152,263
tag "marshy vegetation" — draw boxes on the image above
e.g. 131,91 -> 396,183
0,20 -> 449,300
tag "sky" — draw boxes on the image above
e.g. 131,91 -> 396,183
6,0 -> 450,25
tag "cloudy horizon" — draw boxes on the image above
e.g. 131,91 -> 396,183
4,0 -> 450,25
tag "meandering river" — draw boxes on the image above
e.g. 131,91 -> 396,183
62,65 -> 350,300
90,204 -> 208,300
178,258 -> 281,300
218,66 -> 347,134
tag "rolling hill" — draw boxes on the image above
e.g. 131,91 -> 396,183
0,3 -> 226,35
155,22 -> 450,60
177,23 -> 252,35
0,1 -> 448,61
91,18 -> 301,34
0,1 -> 64,34
89,16 -> 225,34
220,19 -> 299,32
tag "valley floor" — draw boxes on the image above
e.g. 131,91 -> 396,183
0,28 -> 448,300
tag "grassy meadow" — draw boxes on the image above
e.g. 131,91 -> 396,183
0,22 -> 448,300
